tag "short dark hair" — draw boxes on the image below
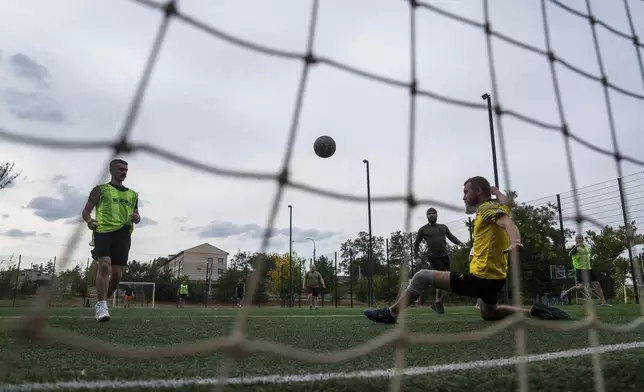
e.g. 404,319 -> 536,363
464,176 -> 491,197
109,159 -> 128,171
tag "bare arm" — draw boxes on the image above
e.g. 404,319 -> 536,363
491,186 -> 507,204
496,215 -> 522,248
318,272 -> 326,287
82,186 -> 101,224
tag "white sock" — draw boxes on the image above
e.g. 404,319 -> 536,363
97,300 -> 107,308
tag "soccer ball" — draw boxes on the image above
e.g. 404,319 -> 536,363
313,135 -> 336,158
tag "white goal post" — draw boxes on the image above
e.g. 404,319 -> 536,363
112,281 -> 156,308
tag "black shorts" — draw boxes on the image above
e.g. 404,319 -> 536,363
307,286 -> 320,296
179,293 -> 187,299
449,272 -> 506,306
575,269 -> 598,284
92,227 -> 131,266
236,290 -> 244,298
427,255 -> 450,271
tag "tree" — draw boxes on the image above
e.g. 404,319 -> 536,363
230,251 -> 251,272
43,260 -> 56,276
339,231 -> 386,278
267,252 -> 302,300
584,222 -> 644,299
314,255 -> 335,295
0,162 -> 21,190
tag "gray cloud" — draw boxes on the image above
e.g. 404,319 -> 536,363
0,214 -> 8,219
9,53 -> 51,89
51,174 -> 67,184
25,182 -> 86,222
185,220 -> 339,242
3,88 -> 67,124
174,216 -> 188,224
2,228 -> 50,238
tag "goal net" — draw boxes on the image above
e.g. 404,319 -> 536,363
111,281 -> 156,309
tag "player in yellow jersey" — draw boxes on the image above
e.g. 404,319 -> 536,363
364,176 -> 570,323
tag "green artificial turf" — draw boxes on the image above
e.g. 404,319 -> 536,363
0,305 -> 643,391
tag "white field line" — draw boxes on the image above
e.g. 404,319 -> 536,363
2,340 -> 644,391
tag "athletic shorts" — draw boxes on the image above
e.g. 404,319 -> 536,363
427,255 -> 450,271
236,289 -> 244,298
575,269 -> 598,284
449,272 -> 506,306
306,286 -> 320,296
124,295 -> 133,301
93,227 -> 131,266
179,294 -> 187,299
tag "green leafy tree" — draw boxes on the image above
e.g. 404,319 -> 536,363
584,222 -> 644,299
339,231 -> 386,279
313,255 -> 335,295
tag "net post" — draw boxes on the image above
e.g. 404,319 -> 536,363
556,193 -> 569,291
152,282 -> 155,308
386,238 -> 391,306
349,249 -> 353,308
280,263 -> 285,308
299,258 -> 302,308
617,177 -> 640,304
468,217 -> 473,243
334,251 -> 338,308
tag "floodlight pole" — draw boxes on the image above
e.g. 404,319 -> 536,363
288,204 -> 293,308
363,159 -> 374,307
306,238 -> 316,265
482,93 -> 508,304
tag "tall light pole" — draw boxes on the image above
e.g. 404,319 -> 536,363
363,159 -> 374,307
482,93 -> 506,303
288,204 -> 293,308
306,237 -> 316,267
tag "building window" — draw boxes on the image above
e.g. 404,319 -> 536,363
218,257 -> 224,264
217,269 -> 224,275
207,257 -> 213,266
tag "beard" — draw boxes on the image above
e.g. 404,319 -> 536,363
465,204 -> 478,215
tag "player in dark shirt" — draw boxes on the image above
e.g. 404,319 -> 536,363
235,279 -> 245,308
413,207 -> 464,314
123,285 -> 135,308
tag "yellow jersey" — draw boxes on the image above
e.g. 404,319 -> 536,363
470,200 -> 510,280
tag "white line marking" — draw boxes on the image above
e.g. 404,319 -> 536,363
0,314 -> 364,320
2,340 -> 644,391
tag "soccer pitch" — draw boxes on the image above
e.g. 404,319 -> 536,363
1,306 -> 643,392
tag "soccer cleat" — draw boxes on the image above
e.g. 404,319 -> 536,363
364,308 -> 397,324
600,302 -> 611,307
431,301 -> 445,314
94,303 -> 110,322
530,302 -> 571,321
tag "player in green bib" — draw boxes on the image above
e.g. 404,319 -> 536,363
82,159 -> 141,322
177,281 -> 189,308
560,234 -> 609,306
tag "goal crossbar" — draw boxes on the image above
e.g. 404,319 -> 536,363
112,281 -> 156,308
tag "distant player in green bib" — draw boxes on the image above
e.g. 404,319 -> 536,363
177,281 -> 189,308
82,159 -> 141,322
560,234 -> 609,306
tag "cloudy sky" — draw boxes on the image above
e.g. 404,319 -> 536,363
1,0 -> 643,271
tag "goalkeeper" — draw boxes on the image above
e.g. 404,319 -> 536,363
364,176 -> 570,324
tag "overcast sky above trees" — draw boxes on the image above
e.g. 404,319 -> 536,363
0,0 -> 643,270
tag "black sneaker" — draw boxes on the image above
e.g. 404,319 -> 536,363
431,301 -> 445,314
530,302 -> 571,320
363,308 -> 397,324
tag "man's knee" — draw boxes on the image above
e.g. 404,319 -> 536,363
479,303 -> 499,321
97,258 -> 111,275
409,269 -> 436,295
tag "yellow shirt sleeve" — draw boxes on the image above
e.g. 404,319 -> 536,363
478,202 -> 509,224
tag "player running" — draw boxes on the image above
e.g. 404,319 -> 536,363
364,175 -> 570,323
303,264 -> 326,311
82,159 -> 141,322
413,207 -> 465,314
235,278 -> 245,308
560,234 -> 610,306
